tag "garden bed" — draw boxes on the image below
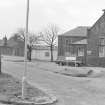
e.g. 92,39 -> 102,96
59,68 -> 103,78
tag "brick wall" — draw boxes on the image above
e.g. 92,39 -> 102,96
87,12 -> 105,66
58,35 -> 86,56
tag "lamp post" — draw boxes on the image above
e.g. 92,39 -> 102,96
22,0 -> 30,99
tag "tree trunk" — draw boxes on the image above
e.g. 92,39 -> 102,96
27,45 -> 32,61
27,50 -> 31,61
50,45 -> 53,62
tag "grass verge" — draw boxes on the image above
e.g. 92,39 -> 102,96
0,73 -> 56,105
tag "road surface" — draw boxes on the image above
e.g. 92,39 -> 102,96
2,56 -> 105,105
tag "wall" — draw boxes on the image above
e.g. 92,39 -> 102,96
58,35 -> 87,64
87,12 -> 105,66
0,46 -> 13,55
58,35 -> 86,57
31,49 -> 57,61
76,44 -> 87,65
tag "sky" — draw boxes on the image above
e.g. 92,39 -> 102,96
0,0 -> 105,39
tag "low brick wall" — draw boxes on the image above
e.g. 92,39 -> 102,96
86,56 -> 105,67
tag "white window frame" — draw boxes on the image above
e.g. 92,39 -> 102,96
99,38 -> 105,45
45,52 -> 50,57
99,46 -> 105,57
78,47 -> 84,56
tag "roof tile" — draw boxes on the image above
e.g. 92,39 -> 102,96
60,26 -> 90,37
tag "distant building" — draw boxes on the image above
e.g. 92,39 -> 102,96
32,45 -> 57,61
7,36 -> 24,56
0,36 -> 57,61
0,36 -> 24,56
58,10 -> 105,66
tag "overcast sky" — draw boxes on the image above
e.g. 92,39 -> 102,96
0,0 -> 105,38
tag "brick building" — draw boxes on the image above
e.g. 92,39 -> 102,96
87,10 -> 105,66
58,10 -> 105,66
0,36 -> 24,56
58,26 -> 89,65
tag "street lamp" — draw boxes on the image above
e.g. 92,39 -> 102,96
22,0 -> 30,99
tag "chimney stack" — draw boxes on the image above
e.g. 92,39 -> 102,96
102,9 -> 105,13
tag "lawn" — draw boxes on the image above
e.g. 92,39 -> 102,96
0,73 -> 54,105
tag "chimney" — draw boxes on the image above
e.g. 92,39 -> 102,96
102,9 -> 105,14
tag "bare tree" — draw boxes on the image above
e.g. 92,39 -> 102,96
11,28 -> 40,61
17,28 -> 25,42
40,24 -> 59,62
11,28 -> 25,42
27,33 -> 40,61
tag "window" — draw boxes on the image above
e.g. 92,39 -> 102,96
99,46 -> 105,57
65,40 -> 69,52
45,52 -> 49,57
65,52 -> 70,56
99,38 -> 105,57
66,39 -> 72,45
59,48 -> 62,56
99,38 -> 105,45
87,50 -> 92,55
66,39 -> 69,46
78,47 -> 84,56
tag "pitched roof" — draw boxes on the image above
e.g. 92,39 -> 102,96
7,39 -> 18,47
60,26 -> 90,37
72,39 -> 87,45
7,38 -> 24,48
0,37 -> 24,48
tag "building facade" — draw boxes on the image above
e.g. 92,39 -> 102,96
87,10 -> 105,66
32,45 -> 57,61
58,26 -> 88,65
0,36 -> 24,56
58,10 -> 105,66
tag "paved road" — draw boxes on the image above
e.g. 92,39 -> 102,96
2,56 -> 105,105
